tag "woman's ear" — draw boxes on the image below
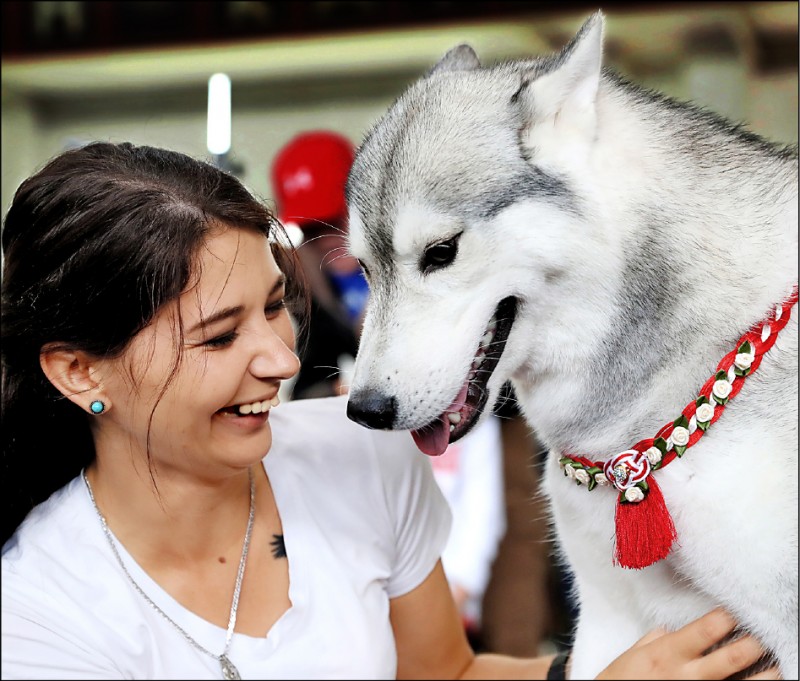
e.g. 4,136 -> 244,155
39,345 -> 112,415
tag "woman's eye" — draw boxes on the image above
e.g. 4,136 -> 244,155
265,298 -> 287,318
205,330 -> 238,348
422,235 -> 460,274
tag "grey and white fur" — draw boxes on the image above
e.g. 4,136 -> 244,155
344,11 -> 798,680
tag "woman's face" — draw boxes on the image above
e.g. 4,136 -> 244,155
95,225 -> 300,477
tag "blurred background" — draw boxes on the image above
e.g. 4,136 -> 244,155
2,0 -> 798,660
2,1 -> 797,216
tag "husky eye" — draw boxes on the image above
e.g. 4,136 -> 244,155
422,234 -> 460,274
357,259 -> 370,280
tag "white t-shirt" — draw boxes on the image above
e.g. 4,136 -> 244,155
430,415 -> 506,625
1,396 -> 451,680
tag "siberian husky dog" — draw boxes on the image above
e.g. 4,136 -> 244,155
344,11 -> 798,680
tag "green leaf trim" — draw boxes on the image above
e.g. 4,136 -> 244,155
696,420 -> 710,432
695,395 -> 710,407
734,365 -> 751,378
654,437 -> 668,455
673,443 -> 687,457
713,393 -> 730,406
715,369 -> 729,381
673,414 -> 690,429
586,467 -> 603,492
738,340 -> 752,355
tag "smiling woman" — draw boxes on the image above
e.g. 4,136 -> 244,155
62,226 -> 301,478
0,142 -> 777,681
0,142 -> 306,541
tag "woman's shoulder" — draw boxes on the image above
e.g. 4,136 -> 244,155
2,474 -> 113,607
3,476 -> 88,564
2,477 -> 129,677
267,395 -> 440,513
269,395 -> 425,473
2,475 -> 104,618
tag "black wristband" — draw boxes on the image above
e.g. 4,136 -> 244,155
546,649 -> 570,681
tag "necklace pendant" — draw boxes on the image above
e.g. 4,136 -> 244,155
220,654 -> 241,680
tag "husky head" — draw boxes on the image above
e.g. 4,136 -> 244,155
346,13 -> 608,455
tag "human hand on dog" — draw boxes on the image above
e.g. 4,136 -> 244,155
596,607 -> 781,680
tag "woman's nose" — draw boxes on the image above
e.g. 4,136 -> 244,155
249,328 -> 300,380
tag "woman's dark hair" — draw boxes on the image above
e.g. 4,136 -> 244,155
1,141 -> 308,546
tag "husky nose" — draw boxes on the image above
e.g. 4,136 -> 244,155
347,390 -> 397,430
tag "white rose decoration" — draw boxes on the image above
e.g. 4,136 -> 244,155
695,402 -> 715,423
734,353 -> 754,370
594,472 -> 609,486
671,426 -> 690,447
712,379 -> 732,400
574,468 -> 590,485
565,465 -> 576,479
645,446 -> 662,465
624,487 -> 645,503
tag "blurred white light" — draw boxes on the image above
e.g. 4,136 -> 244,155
283,222 -> 305,248
207,73 -> 231,155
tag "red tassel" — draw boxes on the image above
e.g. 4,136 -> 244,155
613,477 -> 677,569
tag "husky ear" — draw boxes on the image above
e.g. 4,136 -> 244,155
427,44 -> 481,76
522,12 -> 604,124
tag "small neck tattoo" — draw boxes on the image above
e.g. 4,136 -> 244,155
270,533 -> 286,559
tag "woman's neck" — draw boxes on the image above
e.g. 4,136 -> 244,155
84,455 -> 263,566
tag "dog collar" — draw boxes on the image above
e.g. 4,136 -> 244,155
559,285 -> 798,570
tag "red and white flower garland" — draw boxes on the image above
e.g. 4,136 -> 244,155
559,286 -> 798,570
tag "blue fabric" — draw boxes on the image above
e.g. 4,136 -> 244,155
328,269 -> 369,322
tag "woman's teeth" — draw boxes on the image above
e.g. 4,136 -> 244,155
236,396 -> 280,415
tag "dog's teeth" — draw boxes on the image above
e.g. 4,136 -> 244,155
468,370 -> 477,380
449,424 -> 455,433
480,331 -> 494,348
448,412 -> 462,424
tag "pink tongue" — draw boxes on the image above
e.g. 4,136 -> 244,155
411,381 -> 469,457
411,416 -> 450,457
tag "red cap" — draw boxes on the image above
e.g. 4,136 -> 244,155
270,130 -> 355,230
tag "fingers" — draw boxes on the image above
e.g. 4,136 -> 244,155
667,607 -> 738,657
694,635 -> 767,679
632,628 -> 668,648
595,610 -> 777,681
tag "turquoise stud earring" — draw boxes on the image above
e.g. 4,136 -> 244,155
90,400 -> 106,415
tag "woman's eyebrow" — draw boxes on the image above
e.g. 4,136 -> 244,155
187,275 -> 286,334
187,305 -> 244,334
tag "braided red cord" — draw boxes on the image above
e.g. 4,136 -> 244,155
560,286 -> 797,569
568,286 -> 798,472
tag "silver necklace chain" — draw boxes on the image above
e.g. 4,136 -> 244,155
82,468 -> 255,680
